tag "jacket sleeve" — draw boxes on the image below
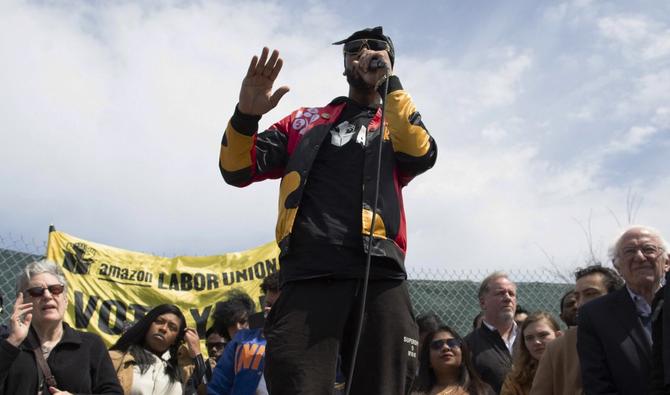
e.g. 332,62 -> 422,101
0,339 -> 21,393
650,290 -> 667,395
381,76 -> 437,186
181,354 -> 210,395
88,335 -> 124,395
207,339 -> 237,395
529,343 -> 555,395
218,106 -> 289,188
577,306 -> 618,395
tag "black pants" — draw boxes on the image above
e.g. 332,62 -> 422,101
264,278 -> 419,395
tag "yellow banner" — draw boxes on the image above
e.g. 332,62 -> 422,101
46,230 -> 280,347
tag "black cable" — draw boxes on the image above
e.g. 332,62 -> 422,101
344,75 -> 390,395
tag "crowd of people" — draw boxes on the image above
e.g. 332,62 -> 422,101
411,225 -> 668,395
0,224 -> 668,395
2,24 -> 669,395
0,260 -> 280,395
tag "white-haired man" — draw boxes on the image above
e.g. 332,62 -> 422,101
578,226 -> 669,395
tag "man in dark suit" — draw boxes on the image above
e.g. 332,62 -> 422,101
465,271 -> 518,393
651,269 -> 670,394
530,265 -> 624,395
578,226 -> 669,395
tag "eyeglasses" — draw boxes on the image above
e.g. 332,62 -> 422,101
429,338 -> 462,351
621,245 -> 665,259
23,284 -> 65,298
343,39 -> 390,55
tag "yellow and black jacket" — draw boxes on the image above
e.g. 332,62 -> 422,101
219,76 -> 437,270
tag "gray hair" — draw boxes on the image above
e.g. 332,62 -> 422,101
15,260 -> 68,295
478,271 -> 514,299
608,225 -> 669,266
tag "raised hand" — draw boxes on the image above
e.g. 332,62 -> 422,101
238,47 -> 290,116
183,327 -> 202,358
7,292 -> 33,347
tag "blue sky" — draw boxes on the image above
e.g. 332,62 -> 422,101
1,0 -> 669,277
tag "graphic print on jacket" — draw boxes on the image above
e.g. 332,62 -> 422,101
330,120 -> 366,147
235,343 -> 266,373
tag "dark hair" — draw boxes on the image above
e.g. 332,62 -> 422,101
416,312 -> 443,335
574,264 -> 624,293
110,304 -> 186,384
205,326 -> 224,338
515,306 -> 529,315
260,271 -> 280,294
413,325 -> 492,395
559,289 -> 575,312
213,289 -> 256,341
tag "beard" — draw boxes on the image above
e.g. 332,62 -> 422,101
345,68 -> 376,92
498,309 -> 515,324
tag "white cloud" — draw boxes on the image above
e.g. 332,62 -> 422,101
478,49 -> 533,107
652,107 -> 670,129
632,70 -> 670,110
598,14 -> 670,60
1,0 -> 669,278
543,0 -> 597,25
602,125 -> 658,154
400,48 -> 532,134
481,125 -> 508,143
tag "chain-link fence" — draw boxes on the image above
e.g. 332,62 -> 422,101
0,234 -> 572,336
0,234 -> 47,325
407,268 -> 571,336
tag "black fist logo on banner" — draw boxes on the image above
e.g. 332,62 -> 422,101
63,242 -> 96,275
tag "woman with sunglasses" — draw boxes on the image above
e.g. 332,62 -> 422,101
412,325 -> 494,395
109,304 -> 208,395
500,312 -> 562,395
0,260 -> 123,395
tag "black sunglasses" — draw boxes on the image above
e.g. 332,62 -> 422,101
343,39 -> 390,55
23,284 -> 65,298
430,338 -> 462,351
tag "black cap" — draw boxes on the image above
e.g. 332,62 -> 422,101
333,26 -> 395,66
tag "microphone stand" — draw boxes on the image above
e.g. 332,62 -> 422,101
344,73 -> 390,395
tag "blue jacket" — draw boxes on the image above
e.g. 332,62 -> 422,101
207,329 -> 265,395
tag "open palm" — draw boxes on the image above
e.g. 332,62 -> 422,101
238,47 -> 290,116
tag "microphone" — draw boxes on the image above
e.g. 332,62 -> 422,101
369,58 -> 388,71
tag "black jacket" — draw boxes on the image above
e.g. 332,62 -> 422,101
577,287 -> 651,395
0,322 -> 122,395
219,76 -> 437,271
0,325 -> 8,340
651,276 -> 670,395
465,324 -> 513,394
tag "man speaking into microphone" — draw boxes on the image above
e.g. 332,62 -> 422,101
218,26 -> 437,394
